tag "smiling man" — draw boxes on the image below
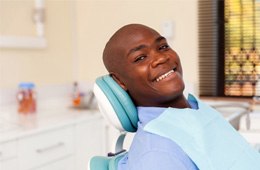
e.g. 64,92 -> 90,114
101,23 -> 260,170
103,24 -> 198,170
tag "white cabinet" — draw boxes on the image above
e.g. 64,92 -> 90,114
0,140 -> 18,170
1,111 -> 107,170
75,117 -> 106,170
18,126 -> 74,170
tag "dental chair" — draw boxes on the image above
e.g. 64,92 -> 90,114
89,75 -> 138,170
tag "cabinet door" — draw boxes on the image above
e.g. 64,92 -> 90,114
0,140 -> 18,170
75,116 -> 106,170
0,158 -> 18,170
37,156 -> 74,170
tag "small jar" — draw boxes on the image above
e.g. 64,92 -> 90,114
17,82 -> 37,114
72,82 -> 82,107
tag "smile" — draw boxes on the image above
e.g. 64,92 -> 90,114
155,69 -> 175,82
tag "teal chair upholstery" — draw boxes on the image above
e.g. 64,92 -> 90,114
89,156 -> 110,170
89,152 -> 127,170
89,75 -> 138,170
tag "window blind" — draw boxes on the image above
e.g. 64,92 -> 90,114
199,0 -> 260,97
224,0 -> 260,97
198,0 -> 221,96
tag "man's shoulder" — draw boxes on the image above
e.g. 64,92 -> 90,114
118,128 -> 198,170
130,128 -> 185,156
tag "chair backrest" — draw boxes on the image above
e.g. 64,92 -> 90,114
93,75 -> 138,132
89,75 -> 138,170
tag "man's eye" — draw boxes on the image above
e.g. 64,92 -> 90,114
159,44 -> 170,50
134,55 -> 146,62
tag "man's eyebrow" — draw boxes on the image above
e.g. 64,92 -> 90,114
155,36 -> 166,43
127,44 -> 146,57
127,36 -> 166,57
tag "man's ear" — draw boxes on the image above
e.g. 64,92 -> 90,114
110,73 -> 127,91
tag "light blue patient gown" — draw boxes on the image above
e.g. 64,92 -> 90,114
144,94 -> 260,170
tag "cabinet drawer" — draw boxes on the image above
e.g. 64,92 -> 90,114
18,126 -> 74,170
0,157 -> 18,170
38,156 -> 74,170
0,140 -> 17,161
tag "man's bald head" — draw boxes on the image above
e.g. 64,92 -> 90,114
103,24 -> 159,74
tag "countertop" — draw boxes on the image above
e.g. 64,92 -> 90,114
0,104 -> 101,143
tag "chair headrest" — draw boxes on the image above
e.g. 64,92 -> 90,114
93,75 -> 138,132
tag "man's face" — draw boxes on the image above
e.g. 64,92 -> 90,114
113,27 -> 185,107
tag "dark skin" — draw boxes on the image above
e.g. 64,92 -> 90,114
103,24 -> 191,109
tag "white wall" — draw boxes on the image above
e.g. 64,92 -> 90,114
0,0 -> 74,88
0,0 -> 198,94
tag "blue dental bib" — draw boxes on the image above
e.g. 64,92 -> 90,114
144,95 -> 260,170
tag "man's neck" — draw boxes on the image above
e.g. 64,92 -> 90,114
168,95 -> 191,109
153,94 -> 191,109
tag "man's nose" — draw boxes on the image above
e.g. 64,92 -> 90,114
151,53 -> 168,68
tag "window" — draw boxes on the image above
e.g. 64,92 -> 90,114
199,0 -> 260,97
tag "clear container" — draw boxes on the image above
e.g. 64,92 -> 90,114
17,82 -> 37,114
72,82 -> 81,107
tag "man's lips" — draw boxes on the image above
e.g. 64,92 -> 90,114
154,67 -> 177,82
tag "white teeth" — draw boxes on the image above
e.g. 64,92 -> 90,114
156,70 -> 174,82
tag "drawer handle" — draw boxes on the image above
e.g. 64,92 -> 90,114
36,142 -> 65,154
